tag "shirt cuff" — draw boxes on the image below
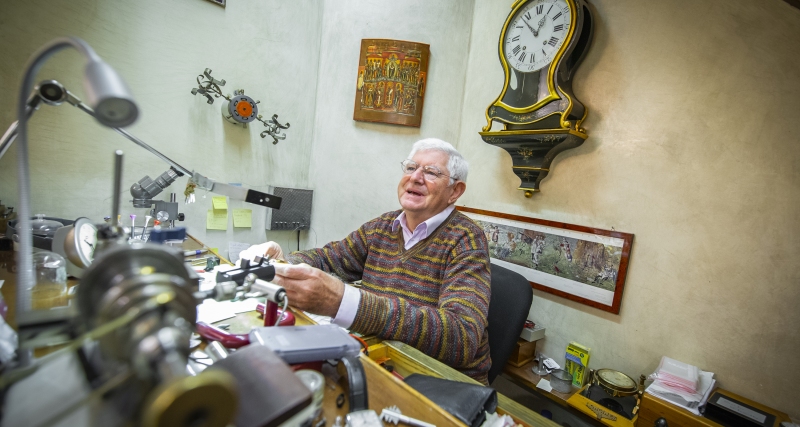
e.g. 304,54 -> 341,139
332,284 -> 360,329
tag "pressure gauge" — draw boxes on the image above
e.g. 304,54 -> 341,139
64,217 -> 97,268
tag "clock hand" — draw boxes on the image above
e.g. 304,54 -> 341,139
84,239 -> 94,250
522,18 -> 538,37
536,15 -> 546,34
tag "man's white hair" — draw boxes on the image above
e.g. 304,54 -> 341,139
407,138 -> 469,184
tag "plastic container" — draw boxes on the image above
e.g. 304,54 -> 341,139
550,369 -> 573,393
31,250 -> 68,310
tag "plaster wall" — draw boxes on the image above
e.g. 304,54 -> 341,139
0,0 -> 322,252
457,0 -> 800,417
0,0 -> 797,418
303,0 -> 476,247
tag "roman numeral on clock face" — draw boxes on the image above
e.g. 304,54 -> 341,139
524,11 -> 531,20
553,11 -> 562,20
536,4 -> 543,14
520,52 -> 527,62
554,24 -> 563,32
513,45 -> 521,55
531,52 -> 535,62
512,35 -> 520,42
548,37 -> 559,46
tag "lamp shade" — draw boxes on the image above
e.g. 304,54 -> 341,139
83,60 -> 139,128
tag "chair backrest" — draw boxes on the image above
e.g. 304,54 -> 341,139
486,263 -> 533,384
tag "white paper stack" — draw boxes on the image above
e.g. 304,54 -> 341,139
645,356 -> 715,416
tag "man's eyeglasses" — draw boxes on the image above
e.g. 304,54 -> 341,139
400,159 -> 456,182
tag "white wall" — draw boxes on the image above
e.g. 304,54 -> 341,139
456,0 -> 800,417
0,0 -> 798,418
304,0 -> 476,246
0,0 -> 322,252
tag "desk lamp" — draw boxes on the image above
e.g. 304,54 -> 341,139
13,37 -> 138,319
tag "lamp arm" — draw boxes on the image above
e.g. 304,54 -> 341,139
64,92 -> 192,176
0,90 -> 45,161
16,37 -> 103,316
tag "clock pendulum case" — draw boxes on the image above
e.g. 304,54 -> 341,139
480,0 -> 594,198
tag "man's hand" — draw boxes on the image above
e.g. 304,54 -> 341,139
271,263 -> 345,318
261,241 -> 285,260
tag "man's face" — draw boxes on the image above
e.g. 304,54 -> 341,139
397,150 -> 465,224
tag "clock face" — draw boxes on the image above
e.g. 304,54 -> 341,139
503,0 -> 571,73
77,222 -> 97,265
597,369 -> 637,390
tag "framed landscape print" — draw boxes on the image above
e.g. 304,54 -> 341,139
458,206 -> 634,314
353,39 -> 430,127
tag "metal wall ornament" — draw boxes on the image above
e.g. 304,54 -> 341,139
480,0 -> 594,197
353,39 -> 430,127
191,68 -> 290,144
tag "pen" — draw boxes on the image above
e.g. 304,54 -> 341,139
184,249 -> 208,257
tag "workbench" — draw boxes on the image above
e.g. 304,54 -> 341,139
0,236 -> 559,427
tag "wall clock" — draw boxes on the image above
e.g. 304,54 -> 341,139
480,0 -> 594,197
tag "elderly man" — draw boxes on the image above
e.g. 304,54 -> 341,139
259,138 -> 491,383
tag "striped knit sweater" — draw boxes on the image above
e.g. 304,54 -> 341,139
286,209 -> 492,384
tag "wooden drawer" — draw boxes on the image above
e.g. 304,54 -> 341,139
637,393 -> 722,427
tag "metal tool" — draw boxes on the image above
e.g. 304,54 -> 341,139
380,405 -> 436,427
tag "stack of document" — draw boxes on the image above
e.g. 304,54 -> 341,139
645,356 -> 715,416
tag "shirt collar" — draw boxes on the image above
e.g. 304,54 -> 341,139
392,204 -> 456,235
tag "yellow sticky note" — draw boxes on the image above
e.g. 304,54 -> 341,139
233,209 -> 252,228
206,209 -> 228,230
212,196 -> 228,210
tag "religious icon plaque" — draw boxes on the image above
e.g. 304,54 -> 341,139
353,39 -> 430,127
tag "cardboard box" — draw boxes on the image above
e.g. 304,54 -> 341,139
520,325 -> 545,342
564,341 -> 591,387
508,339 -> 537,367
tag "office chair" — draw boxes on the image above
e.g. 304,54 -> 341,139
486,263 -> 533,384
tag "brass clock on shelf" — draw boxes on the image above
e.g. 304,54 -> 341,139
592,369 -> 639,397
480,0 -> 594,197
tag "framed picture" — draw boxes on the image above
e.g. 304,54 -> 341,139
457,206 -> 634,314
353,39 -> 430,127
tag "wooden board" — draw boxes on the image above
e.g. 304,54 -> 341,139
370,341 -> 562,427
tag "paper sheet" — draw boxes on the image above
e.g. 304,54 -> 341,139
212,196 -> 228,210
206,210 -> 228,230
230,298 -> 260,314
196,300 -> 236,324
536,378 -> 553,392
232,209 -> 252,228
227,241 -> 252,263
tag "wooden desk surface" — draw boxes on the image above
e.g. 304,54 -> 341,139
503,359 -> 579,406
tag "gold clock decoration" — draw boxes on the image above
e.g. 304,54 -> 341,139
480,0 -> 594,197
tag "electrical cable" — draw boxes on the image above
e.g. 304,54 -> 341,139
276,296 -> 289,327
